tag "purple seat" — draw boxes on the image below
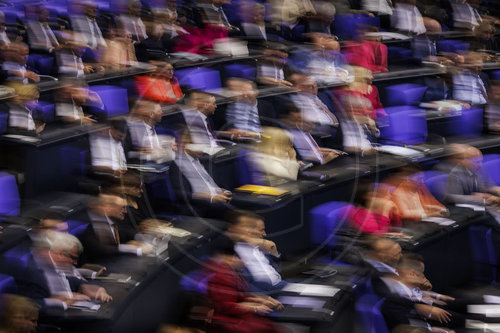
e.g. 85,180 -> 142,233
490,70 -> 500,81
446,107 -> 483,138
0,274 -> 17,295
379,106 -> 427,145
67,220 -> 89,237
175,67 -> 221,91
383,83 -> 428,106
422,171 -> 448,203
334,14 -> 377,40
236,149 -> 265,186
0,172 -> 20,220
0,113 -> 7,135
89,85 -> 129,117
37,101 -> 55,123
60,146 -> 88,178
469,226 -> 497,285
356,294 -> 389,333
224,64 -> 257,81
482,154 -> 500,186
437,40 -> 469,54
309,201 -> 352,247
387,46 -> 413,64
2,246 -> 31,270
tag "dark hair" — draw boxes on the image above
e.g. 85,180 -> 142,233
226,210 -> 264,226
109,118 -> 128,134
352,179 -> 373,207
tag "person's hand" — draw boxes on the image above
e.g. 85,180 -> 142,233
24,71 -> 40,82
212,193 -> 231,203
415,304 -> 452,324
94,287 -> 112,303
35,123 -> 46,134
430,327 -> 455,333
279,79 -> 293,87
258,239 -> 279,257
239,302 -> 273,315
82,116 -> 97,125
139,242 -> 154,255
83,65 -> 94,74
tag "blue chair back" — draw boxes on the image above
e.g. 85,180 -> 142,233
422,171 -> 448,203
89,85 -> 129,117
0,274 -> 17,295
179,270 -> 215,295
175,68 -> 221,91
0,173 -> 20,219
469,225 -> 497,285
236,149 -> 265,186
482,154 -> 500,186
437,40 -> 470,54
445,107 -> 483,138
67,220 -> 89,237
380,106 -> 427,145
355,294 -> 389,333
0,113 -> 7,135
37,101 -> 55,123
2,246 -> 31,270
309,201 -> 352,247
383,83 -> 428,106
224,64 -> 256,81
60,146 -> 88,178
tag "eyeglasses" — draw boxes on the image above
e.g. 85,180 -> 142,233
62,251 -> 79,262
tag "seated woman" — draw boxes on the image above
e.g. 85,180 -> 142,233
384,165 -> 449,222
249,127 -> 301,186
134,61 -> 183,105
348,180 -> 401,234
342,25 -> 388,73
202,239 -> 283,333
6,82 -> 45,135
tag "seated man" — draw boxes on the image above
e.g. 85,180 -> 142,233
288,73 -> 339,136
279,103 -> 343,165
452,51 -> 489,107
224,78 -> 271,140
256,42 -> 293,87
9,230 -> 112,310
81,194 -> 153,259
26,5 -> 60,54
390,0 -> 426,35
226,210 -> 286,292
126,100 -> 176,163
444,144 -> 500,206
90,119 -> 128,176
362,236 -> 402,276
55,78 -> 103,125
2,42 -> 40,84
170,129 -> 232,217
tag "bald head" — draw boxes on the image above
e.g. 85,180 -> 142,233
423,18 -> 441,39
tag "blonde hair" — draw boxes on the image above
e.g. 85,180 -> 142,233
0,294 -> 39,330
255,126 -> 294,158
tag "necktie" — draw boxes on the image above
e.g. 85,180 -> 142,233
44,23 -> 58,47
302,131 -> 323,163
218,6 -> 230,28
112,223 -> 120,245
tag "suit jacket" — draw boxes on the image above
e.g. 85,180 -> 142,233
445,164 -> 492,205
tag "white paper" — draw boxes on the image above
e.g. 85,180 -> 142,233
71,301 -> 101,311
468,304 -> 500,317
278,296 -> 326,308
376,145 -> 425,158
421,217 -> 456,226
282,283 -> 340,297
456,203 -> 486,211
484,295 -> 500,304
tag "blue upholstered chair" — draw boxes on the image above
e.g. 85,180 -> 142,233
379,106 -> 427,145
469,225 -> 498,285
236,149 -> 265,187
175,67 -> 221,91
383,83 -> 428,107
482,154 -> 500,186
422,171 -> 449,203
0,274 -> 17,295
0,172 -> 20,220
355,294 -> 389,333
67,220 -> 89,238
437,40 -> 470,54
224,64 -> 256,81
309,201 -> 352,247
89,85 -> 129,117
445,107 -> 484,138
0,113 -> 7,135
60,146 -> 88,178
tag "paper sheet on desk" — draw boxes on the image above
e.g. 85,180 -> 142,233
456,203 -> 486,211
376,145 -> 425,158
468,304 -> 500,317
70,301 -> 101,311
467,319 -> 500,332
421,217 -> 456,226
278,296 -> 326,308
282,283 -> 340,297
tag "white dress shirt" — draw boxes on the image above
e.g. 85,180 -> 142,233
175,151 -> 222,199
235,242 -> 282,287
90,131 -> 127,172
391,3 -> 426,35
291,93 -> 338,127
8,105 -> 36,130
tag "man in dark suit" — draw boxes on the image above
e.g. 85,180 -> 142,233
80,194 -> 153,259
169,129 -> 232,218
7,231 -> 112,310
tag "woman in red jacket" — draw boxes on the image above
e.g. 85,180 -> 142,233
135,61 -> 184,105
202,241 -> 283,333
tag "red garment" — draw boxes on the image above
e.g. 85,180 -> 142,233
204,260 -> 279,333
135,75 -> 183,104
173,24 -> 228,55
342,40 -> 388,73
348,206 -> 400,234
